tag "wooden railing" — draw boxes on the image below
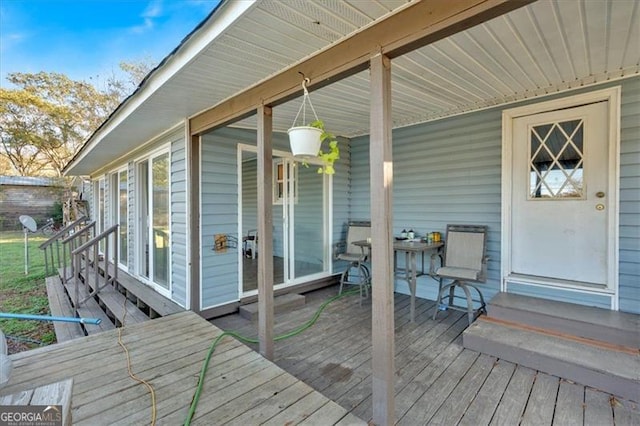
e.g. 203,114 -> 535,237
72,224 -> 118,307
39,216 -> 90,276
60,221 -> 96,283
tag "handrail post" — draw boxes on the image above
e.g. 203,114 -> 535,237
113,233 -> 119,289
43,247 -> 50,276
71,224 -> 119,305
74,251 -> 80,307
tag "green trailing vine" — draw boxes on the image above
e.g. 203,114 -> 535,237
309,119 -> 340,175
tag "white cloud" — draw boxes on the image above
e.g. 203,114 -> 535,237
143,0 -> 163,19
0,33 -> 28,53
129,0 -> 164,34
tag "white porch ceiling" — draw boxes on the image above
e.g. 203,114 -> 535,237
68,0 -> 639,175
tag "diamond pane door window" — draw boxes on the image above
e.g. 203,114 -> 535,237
529,119 -> 584,199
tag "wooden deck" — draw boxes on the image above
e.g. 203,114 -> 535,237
212,285 -> 640,425
1,311 -> 364,425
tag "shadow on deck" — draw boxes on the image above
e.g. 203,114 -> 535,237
212,284 -> 640,425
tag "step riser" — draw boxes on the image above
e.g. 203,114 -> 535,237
464,328 -> 640,402
489,304 -> 639,348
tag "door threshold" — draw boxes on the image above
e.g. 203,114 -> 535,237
505,274 -> 613,294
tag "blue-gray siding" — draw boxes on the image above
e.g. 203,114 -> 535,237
351,111 -> 503,302
171,132 -> 188,307
619,77 -> 640,313
350,77 -> 640,313
200,128 -> 245,309
201,126 -> 350,308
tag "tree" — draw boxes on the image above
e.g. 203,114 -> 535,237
0,60 -> 155,177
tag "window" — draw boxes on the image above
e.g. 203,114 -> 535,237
111,169 -> 128,267
529,119 -> 584,199
137,150 -> 170,294
273,160 -> 297,204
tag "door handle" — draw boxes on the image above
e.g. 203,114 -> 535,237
596,204 -> 605,211
596,191 -> 605,198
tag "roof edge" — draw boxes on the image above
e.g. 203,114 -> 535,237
64,0 -> 259,176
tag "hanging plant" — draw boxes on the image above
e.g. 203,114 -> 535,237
309,119 -> 339,175
288,77 -> 340,175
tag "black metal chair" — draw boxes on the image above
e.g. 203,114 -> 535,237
433,224 -> 489,325
335,221 -> 371,303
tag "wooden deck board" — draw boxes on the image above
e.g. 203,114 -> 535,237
489,366 -> 537,425
552,379 -> 585,426
613,397 -> 640,425
2,311 -> 361,425
428,353 -> 496,425
209,284 -> 640,425
520,372 -> 560,426
458,359 -> 517,426
260,391 -> 335,426
45,277 -> 85,342
5,315 -> 208,390
584,387 -> 614,426
225,380 -> 315,425
352,313 -> 468,420
397,348 -> 479,425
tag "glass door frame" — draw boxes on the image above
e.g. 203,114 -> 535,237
135,148 -> 172,298
110,167 -> 129,271
237,144 -> 333,297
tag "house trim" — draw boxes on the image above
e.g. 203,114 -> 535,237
64,0 -> 257,175
91,122 -> 184,178
189,133 -> 200,313
501,86 -> 621,310
133,145 -> 173,299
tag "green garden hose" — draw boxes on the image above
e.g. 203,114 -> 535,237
184,288 -> 361,425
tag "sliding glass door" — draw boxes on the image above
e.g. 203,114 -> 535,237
137,151 -> 170,295
239,145 -> 330,295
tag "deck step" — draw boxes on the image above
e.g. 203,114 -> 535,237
488,293 -> 640,348
463,317 -> 640,402
239,293 -> 306,321
82,271 -> 149,326
100,262 -> 183,317
45,277 -> 85,342
62,278 -> 114,334
96,290 -> 149,326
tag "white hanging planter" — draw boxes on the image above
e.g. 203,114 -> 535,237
288,126 -> 322,157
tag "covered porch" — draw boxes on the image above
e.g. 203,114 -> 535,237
59,0 -> 640,423
212,284 -> 640,424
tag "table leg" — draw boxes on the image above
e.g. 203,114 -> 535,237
409,251 -> 417,322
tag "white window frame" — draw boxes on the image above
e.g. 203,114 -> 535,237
110,166 -> 129,271
273,159 -> 298,205
134,147 -> 172,298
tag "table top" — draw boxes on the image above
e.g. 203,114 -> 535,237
353,239 -> 443,252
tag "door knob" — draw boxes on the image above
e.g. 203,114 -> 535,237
596,204 -> 605,211
596,191 -> 605,198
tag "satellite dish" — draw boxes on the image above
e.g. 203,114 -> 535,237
19,215 -> 37,233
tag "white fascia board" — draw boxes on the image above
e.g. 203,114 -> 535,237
65,0 -> 258,176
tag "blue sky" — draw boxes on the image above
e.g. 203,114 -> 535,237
0,0 -> 220,87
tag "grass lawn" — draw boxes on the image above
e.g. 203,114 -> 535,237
0,231 -> 56,353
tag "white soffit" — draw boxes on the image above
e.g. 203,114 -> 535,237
69,0 -> 639,174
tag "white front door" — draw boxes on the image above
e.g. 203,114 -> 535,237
507,99 -> 617,292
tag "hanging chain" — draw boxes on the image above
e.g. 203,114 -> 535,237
291,77 -> 320,127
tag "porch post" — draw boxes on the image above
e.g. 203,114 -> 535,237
369,52 -> 395,425
257,104 -> 274,360
187,132 -> 201,313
